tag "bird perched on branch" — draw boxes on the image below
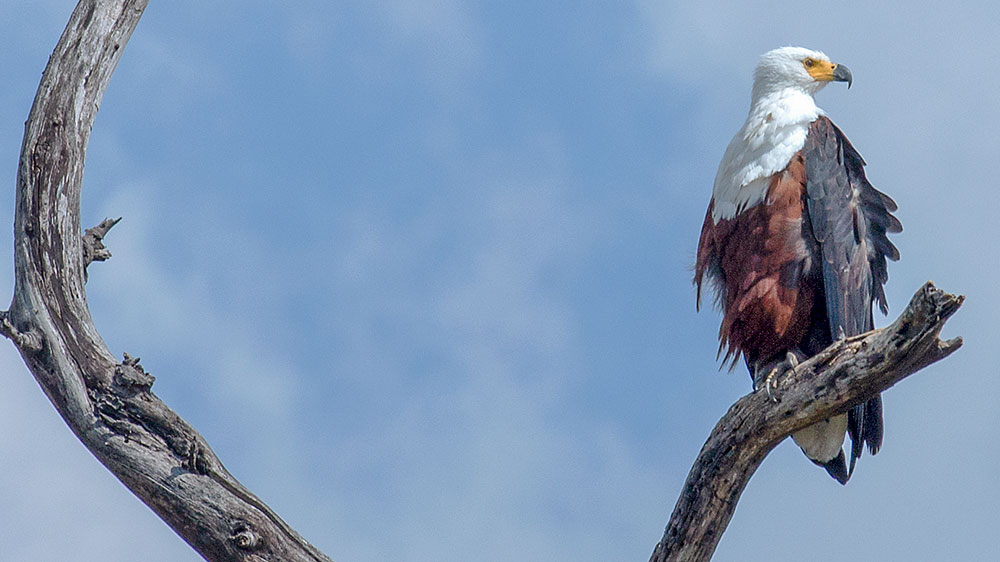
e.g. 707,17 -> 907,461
694,47 -> 902,483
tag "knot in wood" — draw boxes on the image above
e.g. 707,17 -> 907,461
114,353 -> 154,390
231,523 -> 262,551
82,217 -> 121,268
179,441 -> 210,475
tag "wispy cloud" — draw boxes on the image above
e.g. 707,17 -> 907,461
2,2 -> 996,561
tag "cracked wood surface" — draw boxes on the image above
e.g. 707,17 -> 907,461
4,1 -> 964,561
7,1 -> 334,560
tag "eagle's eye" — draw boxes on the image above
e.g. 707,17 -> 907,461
803,58 -> 815,68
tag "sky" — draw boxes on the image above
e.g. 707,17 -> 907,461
0,1 -> 997,561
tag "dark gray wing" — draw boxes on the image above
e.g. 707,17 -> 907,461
803,116 -> 902,474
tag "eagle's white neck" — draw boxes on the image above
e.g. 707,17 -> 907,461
710,88 -> 823,222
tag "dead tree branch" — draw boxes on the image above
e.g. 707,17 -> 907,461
7,1 -> 964,561
83,216 -> 122,273
649,281 -> 963,562
7,1 -> 334,560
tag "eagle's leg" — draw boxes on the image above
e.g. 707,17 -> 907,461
753,350 -> 804,402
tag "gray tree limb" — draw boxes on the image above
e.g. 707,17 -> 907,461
6,1 -> 963,562
648,282 -> 963,562
6,1 -> 334,560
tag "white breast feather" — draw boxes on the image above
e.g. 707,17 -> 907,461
711,89 -> 824,222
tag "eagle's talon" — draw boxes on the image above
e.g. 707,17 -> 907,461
764,368 -> 779,402
694,47 -> 894,483
752,365 -> 779,400
785,350 -> 800,370
766,373 -> 775,402
755,350 -> 802,403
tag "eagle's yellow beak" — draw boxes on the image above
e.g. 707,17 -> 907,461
805,58 -> 853,88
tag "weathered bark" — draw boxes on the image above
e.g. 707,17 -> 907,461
5,1 -> 334,560
649,282 -> 963,562
6,1 -> 963,562
82,216 -> 121,274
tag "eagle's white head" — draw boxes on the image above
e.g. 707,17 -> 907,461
751,46 -> 852,102
711,47 -> 854,221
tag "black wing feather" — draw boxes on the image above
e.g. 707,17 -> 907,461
803,116 -> 900,473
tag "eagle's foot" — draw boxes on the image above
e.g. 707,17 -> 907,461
753,351 -> 801,403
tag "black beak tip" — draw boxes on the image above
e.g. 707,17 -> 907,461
833,64 -> 853,89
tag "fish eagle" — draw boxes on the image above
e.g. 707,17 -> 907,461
694,47 -> 901,483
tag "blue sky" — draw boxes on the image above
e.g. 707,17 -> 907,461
1,1 -> 996,561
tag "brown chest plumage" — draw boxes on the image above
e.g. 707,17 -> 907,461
695,116 -> 901,479
696,152 -> 826,370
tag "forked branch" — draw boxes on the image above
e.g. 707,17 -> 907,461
6,1 -> 963,562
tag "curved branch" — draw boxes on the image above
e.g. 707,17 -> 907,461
649,282 -> 963,562
9,2 -> 334,560
8,2 -> 966,561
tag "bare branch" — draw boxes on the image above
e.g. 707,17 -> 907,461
83,216 -> 122,274
649,282 -> 963,562
9,1 -> 335,560
9,1 -> 965,561
0,310 -> 43,352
